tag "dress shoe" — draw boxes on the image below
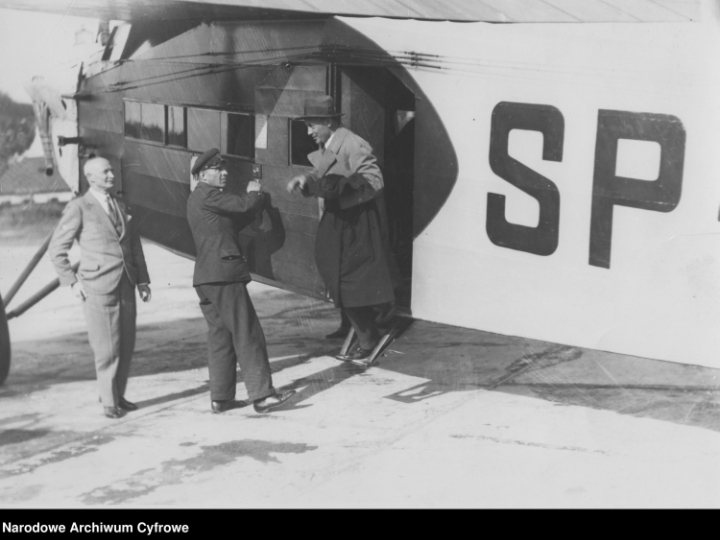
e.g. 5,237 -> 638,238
118,397 -> 138,411
334,346 -> 356,362
349,356 -> 378,369
335,342 -> 373,362
344,346 -> 377,368
253,390 -> 296,413
211,399 -> 242,414
325,326 -> 351,339
103,406 -> 122,419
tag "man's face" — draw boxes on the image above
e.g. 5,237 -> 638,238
201,165 -> 227,188
305,119 -> 333,146
86,158 -> 115,193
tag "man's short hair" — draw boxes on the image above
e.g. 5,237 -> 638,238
84,156 -> 109,176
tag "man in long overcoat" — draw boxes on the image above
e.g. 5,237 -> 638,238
187,148 -> 294,413
287,96 -> 399,366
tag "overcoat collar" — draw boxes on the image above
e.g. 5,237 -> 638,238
83,190 -> 126,240
311,127 -> 350,177
325,127 -> 349,154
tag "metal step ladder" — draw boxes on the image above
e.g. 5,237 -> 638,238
338,307 -> 413,368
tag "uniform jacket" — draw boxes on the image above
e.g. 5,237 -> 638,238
186,181 -> 264,286
303,127 -> 399,307
49,190 -> 150,295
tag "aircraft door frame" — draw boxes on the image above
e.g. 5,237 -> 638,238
336,65 -> 416,308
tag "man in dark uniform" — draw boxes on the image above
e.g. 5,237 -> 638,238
287,96 -> 399,367
187,148 -> 294,413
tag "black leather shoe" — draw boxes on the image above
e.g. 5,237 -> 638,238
118,397 -> 138,411
335,342 -> 374,362
334,347 -> 357,362
103,407 -> 121,419
350,356 -> 378,369
253,390 -> 296,413
211,399 -> 241,414
325,326 -> 351,339
345,346 -> 377,368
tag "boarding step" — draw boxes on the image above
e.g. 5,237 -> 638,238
338,310 -> 413,368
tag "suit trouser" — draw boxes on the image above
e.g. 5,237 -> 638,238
83,274 -> 136,407
195,282 -> 273,402
344,306 -> 379,350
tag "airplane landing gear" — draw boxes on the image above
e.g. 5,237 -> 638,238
0,231 -> 75,386
0,294 -> 10,386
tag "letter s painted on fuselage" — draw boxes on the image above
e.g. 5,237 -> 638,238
486,102 -> 686,269
487,101 -> 564,257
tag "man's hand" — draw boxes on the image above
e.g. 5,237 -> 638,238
138,284 -> 152,303
71,281 -> 87,301
247,180 -> 262,193
286,175 -> 308,194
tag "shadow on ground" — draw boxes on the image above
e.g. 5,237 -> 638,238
263,294 -> 720,435
378,321 -> 720,434
0,289 -> 339,398
3,287 -> 720,436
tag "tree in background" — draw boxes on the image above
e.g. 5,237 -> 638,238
0,92 -> 36,179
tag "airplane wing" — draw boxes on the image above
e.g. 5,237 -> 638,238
0,0 -> 702,23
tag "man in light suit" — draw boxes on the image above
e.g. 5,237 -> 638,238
287,96 -> 400,367
49,157 -> 151,419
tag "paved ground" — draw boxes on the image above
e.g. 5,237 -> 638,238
1,238 -> 720,508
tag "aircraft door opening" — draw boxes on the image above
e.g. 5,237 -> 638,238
338,66 -> 416,308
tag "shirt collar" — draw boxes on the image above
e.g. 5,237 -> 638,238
324,129 -> 338,152
89,188 -> 111,204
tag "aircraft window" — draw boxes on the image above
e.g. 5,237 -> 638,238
223,113 -> 254,159
124,101 -> 142,139
167,106 -> 186,147
290,119 -> 315,167
187,108 -> 221,152
140,103 -> 165,143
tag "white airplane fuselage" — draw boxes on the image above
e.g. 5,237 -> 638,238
37,6 -> 720,369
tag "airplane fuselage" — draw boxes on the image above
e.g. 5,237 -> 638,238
70,13 -> 720,368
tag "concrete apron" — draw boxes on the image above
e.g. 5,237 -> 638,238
1,244 -> 720,508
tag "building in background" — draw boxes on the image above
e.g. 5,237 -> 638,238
0,156 -> 71,205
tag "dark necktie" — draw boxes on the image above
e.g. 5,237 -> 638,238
108,196 -> 122,236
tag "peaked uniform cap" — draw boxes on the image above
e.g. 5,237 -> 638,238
192,148 -> 226,175
295,95 -> 344,120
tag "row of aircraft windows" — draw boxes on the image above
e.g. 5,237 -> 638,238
124,101 -> 255,160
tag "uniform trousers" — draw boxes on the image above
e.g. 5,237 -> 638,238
195,282 -> 273,402
83,273 -> 136,407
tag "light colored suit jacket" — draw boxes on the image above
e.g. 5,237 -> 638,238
49,191 -> 150,295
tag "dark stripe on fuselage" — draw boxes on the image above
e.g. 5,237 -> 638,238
123,172 -> 190,218
131,204 -> 196,258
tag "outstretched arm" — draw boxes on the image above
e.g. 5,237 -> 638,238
203,184 -> 264,215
